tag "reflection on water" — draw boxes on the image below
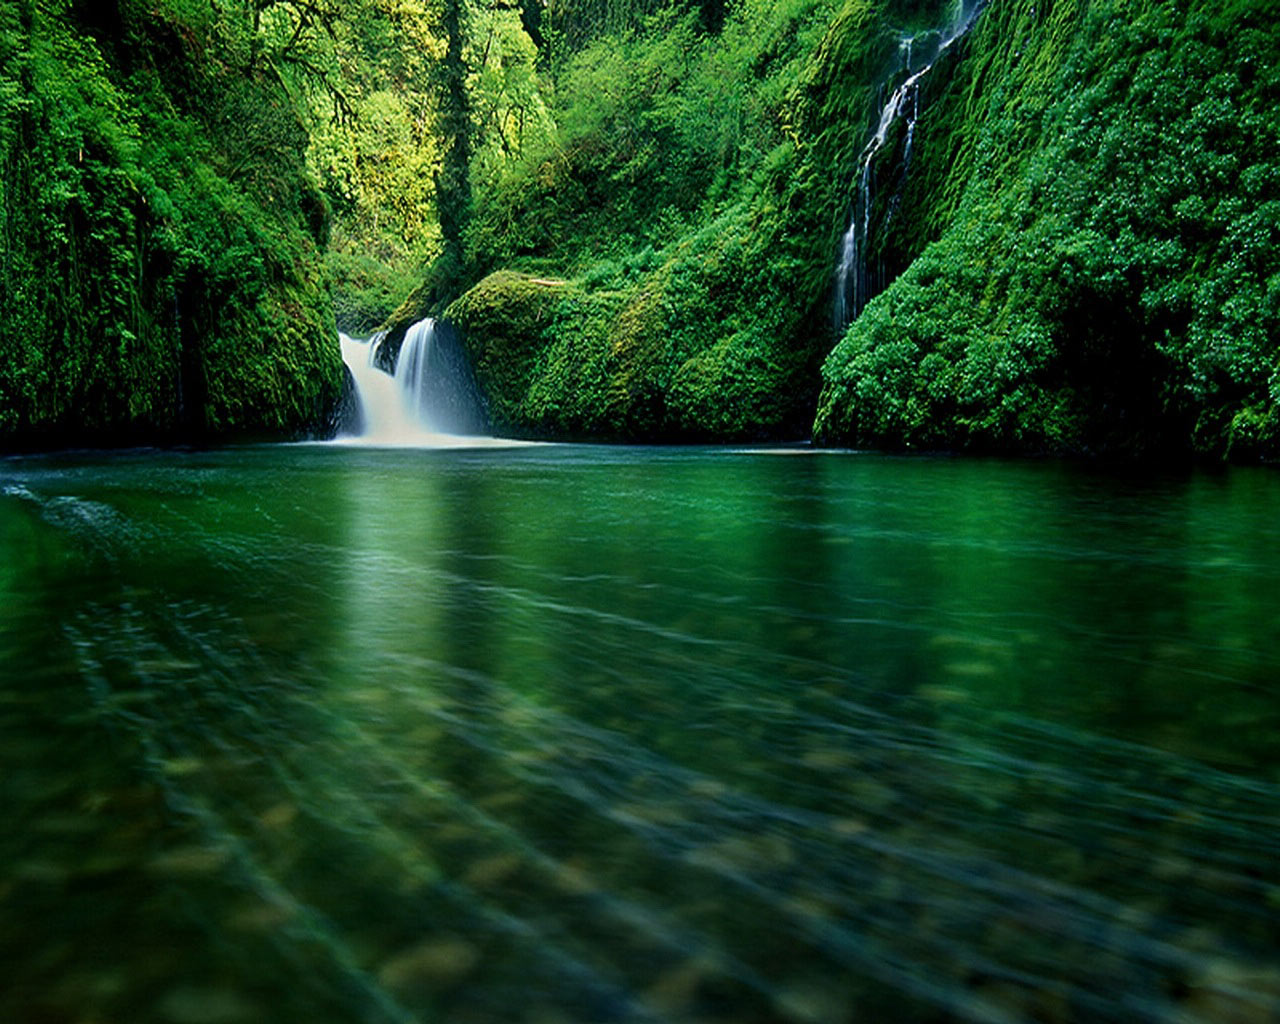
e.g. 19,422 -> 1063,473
1,447 -> 1279,1023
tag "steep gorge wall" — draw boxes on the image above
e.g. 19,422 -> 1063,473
816,0 -> 1280,458
6,0 -> 1274,455
0,0 -> 343,449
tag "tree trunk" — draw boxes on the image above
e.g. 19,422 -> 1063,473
434,0 -> 472,297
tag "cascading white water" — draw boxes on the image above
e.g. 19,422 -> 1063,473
395,317 -> 438,431
834,5 -> 983,331
337,318 -> 461,445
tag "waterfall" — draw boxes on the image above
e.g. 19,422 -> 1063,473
336,317 -> 486,445
395,317 -> 438,430
833,4 -> 982,331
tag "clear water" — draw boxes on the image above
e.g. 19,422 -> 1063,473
2,444 -> 1278,1024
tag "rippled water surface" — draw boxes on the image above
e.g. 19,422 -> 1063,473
2,445 -> 1279,1024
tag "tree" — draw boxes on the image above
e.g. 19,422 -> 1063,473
434,0 -> 473,294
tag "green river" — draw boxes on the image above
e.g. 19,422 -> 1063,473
1,443 -> 1278,1023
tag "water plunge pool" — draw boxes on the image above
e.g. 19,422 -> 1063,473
2,444 -> 1278,1023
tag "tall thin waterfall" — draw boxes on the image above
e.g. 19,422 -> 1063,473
833,4 -> 982,331
336,317 -> 485,444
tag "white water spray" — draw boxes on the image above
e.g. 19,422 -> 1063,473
337,318 -> 477,445
395,317 -> 439,431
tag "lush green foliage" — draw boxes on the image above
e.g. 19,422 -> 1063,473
4,0 -> 1277,456
816,0 -> 1280,458
469,0 -> 855,275
425,0 -> 907,440
0,0 -> 343,446
308,0 -> 552,332
418,0 -> 1280,458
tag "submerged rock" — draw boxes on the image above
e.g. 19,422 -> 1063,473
378,936 -> 482,992
158,986 -> 260,1024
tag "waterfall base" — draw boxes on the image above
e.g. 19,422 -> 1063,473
335,318 -> 489,446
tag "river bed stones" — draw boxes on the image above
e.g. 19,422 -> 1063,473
377,935 -> 482,993
158,986 -> 261,1024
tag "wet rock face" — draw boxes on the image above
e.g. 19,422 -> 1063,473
329,363 -> 365,438
419,319 -> 489,437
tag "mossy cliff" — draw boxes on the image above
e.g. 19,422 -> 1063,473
0,0 -> 343,448
405,0 -> 1280,458
445,215 -> 821,441
816,0 -> 1280,458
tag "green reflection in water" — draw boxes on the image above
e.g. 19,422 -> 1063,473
1,447 -> 1278,1024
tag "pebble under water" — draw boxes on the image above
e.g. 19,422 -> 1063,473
1,444 -> 1278,1024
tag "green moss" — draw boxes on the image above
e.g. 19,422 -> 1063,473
445,271 -> 586,433
0,0 -> 343,448
817,0 -> 1280,459
446,219 -> 821,441
17,0 -> 1263,456
444,0 -> 1279,458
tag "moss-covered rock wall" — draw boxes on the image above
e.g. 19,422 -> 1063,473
5,0 -> 1275,456
0,0 -> 343,449
815,0 -> 1280,458
401,0 -> 934,442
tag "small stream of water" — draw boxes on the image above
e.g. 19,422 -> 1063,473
834,3 -> 983,330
